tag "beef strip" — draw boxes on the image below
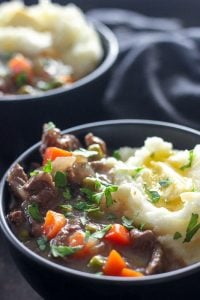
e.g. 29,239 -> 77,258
130,228 -> 164,275
7,164 -> 28,201
52,222 -> 81,245
84,133 -> 107,154
40,124 -> 81,156
23,172 -> 57,211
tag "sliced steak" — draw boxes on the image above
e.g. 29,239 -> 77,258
40,124 -> 81,155
7,164 -> 28,201
23,172 -> 57,210
84,133 -> 107,154
130,228 -> 164,275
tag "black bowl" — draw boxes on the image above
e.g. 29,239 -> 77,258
0,21 -> 118,170
1,119 -> 200,299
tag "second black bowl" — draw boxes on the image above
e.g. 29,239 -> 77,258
0,21 -> 118,171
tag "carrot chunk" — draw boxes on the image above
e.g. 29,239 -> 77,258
8,54 -> 33,76
68,230 -> 98,258
120,268 -> 144,277
103,249 -> 126,276
104,224 -> 131,246
43,147 -> 72,165
43,210 -> 66,240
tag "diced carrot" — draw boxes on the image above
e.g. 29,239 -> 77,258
120,268 -> 144,277
104,224 -> 131,246
43,147 -> 72,165
103,249 -> 126,276
8,54 -> 33,77
68,230 -> 98,258
43,210 -> 66,240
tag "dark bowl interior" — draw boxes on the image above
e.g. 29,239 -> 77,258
0,21 -> 118,171
1,119 -> 200,299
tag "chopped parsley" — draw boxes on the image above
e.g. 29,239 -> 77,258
91,224 -> 112,239
180,150 -> 194,171
173,232 -> 182,240
132,167 -> 144,179
183,213 -> 200,243
74,202 -> 100,213
112,150 -> 121,160
159,178 -> 172,188
43,160 -> 52,174
63,188 -> 72,200
54,171 -> 67,188
15,72 -> 28,87
37,236 -> 48,251
28,203 -> 42,222
121,216 -> 134,230
144,185 -> 160,204
73,148 -> 98,158
50,244 -> 83,257
29,170 -> 40,177
46,122 -> 56,131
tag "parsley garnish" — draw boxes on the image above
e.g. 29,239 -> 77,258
132,167 -> 144,179
183,213 -> 200,243
104,185 -> 118,207
159,178 -> 172,188
144,185 -> 160,204
180,150 -> 194,171
173,232 -> 182,240
29,170 -> 40,177
59,204 -> 72,216
63,188 -> 72,200
46,122 -> 56,131
54,171 -> 67,188
74,202 -> 100,212
91,224 -> 112,239
37,236 -> 48,251
28,203 -> 42,222
43,160 -> 52,174
73,148 -> 98,158
121,216 -> 134,230
15,72 -> 28,87
50,244 -> 83,257
113,150 -> 121,160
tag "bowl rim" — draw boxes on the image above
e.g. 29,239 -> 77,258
1,119 -> 200,285
0,20 -> 118,102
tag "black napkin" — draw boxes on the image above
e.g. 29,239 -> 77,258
87,9 -> 200,130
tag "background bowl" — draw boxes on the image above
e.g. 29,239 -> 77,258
0,21 -> 118,173
1,119 -> 200,299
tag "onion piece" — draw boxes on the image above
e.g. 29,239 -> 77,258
52,156 -> 76,173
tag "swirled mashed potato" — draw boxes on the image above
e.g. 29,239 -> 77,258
103,137 -> 200,265
0,0 -> 103,78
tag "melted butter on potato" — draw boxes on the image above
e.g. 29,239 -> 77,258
101,137 -> 200,265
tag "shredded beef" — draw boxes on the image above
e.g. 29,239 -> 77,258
84,133 -> 107,154
8,210 -> 25,226
40,124 -> 81,156
7,164 -> 28,201
130,228 -> 164,275
23,172 -> 57,210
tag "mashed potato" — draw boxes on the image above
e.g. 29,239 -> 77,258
103,137 -> 200,265
0,0 -> 103,78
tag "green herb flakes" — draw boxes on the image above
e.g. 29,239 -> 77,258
63,188 -> 72,200
29,170 -> 40,177
46,122 -> 56,131
121,216 -> 134,230
159,178 -> 172,188
91,224 -> 112,239
113,150 -> 121,160
180,150 -> 194,171
173,232 -> 182,240
37,236 -> 48,251
183,213 -> 200,243
144,185 -> 160,204
104,185 -> 118,207
50,244 -> 83,258
28,203 -> 42,222
55,171 -> 67,188
43,160 -> 52,174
